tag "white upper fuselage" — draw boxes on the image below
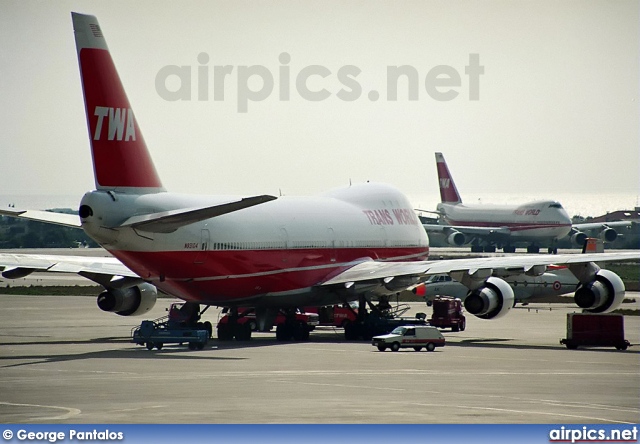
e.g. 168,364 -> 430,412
437,200 -> 572,242
80,182 -> 429,306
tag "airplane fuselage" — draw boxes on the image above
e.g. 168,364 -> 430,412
80,182 -> 429,307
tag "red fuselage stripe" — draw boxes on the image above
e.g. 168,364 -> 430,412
109,246 -> 429,303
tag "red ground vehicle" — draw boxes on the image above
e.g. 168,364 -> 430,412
305,303 -> 358,328
428,296 -> 466,332
217,308 -> 319,341
560,313 -> 630,350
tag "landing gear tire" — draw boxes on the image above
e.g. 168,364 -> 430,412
146,342 -> 154,351
217,324 -> 234,341
276,323 -> 291,341
292,322 -> 309,341
344,322 -> 360,340
235,323 -> 252,341
188,342 -> 197,350
527,245 -> 540,254
156,342 -> 163,350
548,247 -> 558,254
503,246 -> 516,253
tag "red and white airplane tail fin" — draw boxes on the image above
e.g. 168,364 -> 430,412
435,152 -> 461,204
72,13 -> 164,193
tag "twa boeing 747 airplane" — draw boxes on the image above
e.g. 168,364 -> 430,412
0,13 -> 638,342
423,153 -> 633,254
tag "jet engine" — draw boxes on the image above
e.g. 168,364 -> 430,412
571,231 -> 587,247
463,277 -> 514,320
447,230 -> 466,247
572,228 -> 618,246
97,283 -> 157,316
574,269 -> 625,313
599,227 -> 617,243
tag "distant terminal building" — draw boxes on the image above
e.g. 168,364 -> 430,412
589,208 -> 640,224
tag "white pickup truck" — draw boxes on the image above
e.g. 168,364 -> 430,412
372,325 -> 445,352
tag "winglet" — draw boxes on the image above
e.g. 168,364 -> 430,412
72,13 -> 164,193
435,152 -> 461,204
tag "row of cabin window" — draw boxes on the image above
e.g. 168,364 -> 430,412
209,240 -> 424,250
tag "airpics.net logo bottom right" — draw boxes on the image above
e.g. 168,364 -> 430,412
154,53 -> 484,112
549,426 -> 638,444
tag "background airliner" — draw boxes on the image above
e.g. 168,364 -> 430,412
422,152 -> 632,254
0,13 -> 637,343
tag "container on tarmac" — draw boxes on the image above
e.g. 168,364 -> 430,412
560,313 -> 630,350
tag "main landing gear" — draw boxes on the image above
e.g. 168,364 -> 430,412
217,308 -> 315,342
217,307 -> 253,341
275,318 -> 311,341
169,302 -> 213,338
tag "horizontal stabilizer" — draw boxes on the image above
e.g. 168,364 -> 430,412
0,208 -> 81,228
0,253 -> 138,279
119,195 -> 277,233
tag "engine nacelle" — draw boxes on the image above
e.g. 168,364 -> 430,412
571,231 -> 587,247
574,269 -> 625,313
463,277 -> 514,320
599,227 -> 617,243
447,230 -> 466,246
97,283 -> 157,316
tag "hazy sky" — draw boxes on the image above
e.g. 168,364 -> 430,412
1,1 -> 638,208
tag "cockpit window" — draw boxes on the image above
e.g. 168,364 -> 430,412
549,203 -> 563,209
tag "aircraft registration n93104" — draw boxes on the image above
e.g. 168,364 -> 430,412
0,13 -> 638,342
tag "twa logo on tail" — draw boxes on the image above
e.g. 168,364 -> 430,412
93,107 -> 136,141
435,152 -> 461,204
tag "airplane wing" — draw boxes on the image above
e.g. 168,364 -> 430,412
320,251 -> 640,287
573,221 -> 635,231
423,223 -> 511,236
0,208 -> 80,228
0,253 -> 139,287
569,220 -> 636,244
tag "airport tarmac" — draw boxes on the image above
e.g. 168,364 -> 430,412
0,294 -> 638,424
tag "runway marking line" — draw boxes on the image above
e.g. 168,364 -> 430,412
0,401 -> 81,421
